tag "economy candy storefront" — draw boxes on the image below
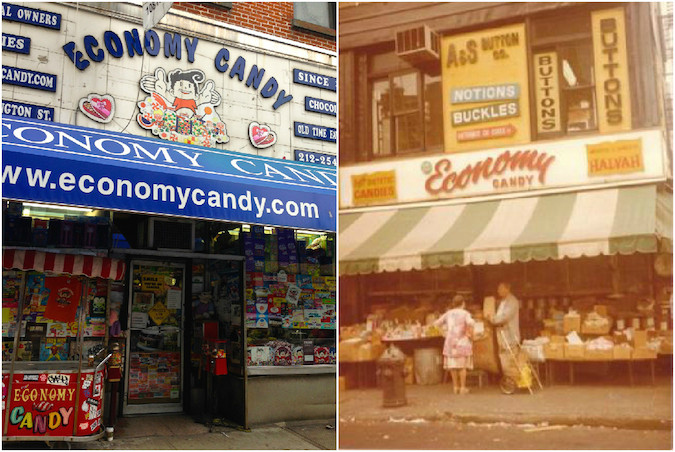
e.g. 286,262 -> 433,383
2,2 -> 337,438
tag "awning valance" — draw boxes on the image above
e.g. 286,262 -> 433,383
3,249 -> 126,281
340,185 -> 672,275
2,116 -> 336,232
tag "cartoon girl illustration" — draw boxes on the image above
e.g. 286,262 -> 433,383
140,68 -> 220,118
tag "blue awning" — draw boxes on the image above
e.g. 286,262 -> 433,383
1,116 -> 336,231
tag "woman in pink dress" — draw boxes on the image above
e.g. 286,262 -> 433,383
434,295 -> 475,394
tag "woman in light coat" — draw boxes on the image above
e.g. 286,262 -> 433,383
434,295 -> 475,394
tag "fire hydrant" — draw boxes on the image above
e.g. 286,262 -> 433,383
377,344 -> 407,408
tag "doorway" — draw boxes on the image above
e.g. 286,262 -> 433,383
124,261 -> 185,415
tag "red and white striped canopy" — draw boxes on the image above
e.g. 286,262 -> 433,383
3,249 -> 126,281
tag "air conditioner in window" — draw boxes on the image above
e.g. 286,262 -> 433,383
395,25 -> 440,65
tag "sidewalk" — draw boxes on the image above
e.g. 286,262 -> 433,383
339,379 -> 673,430
71,415 -> 336,450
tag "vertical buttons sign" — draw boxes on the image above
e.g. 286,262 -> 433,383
534,52 -> 562,133
592,7 -> 632,133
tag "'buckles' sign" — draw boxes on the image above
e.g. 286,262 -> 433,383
2,3 -> 61,30
293,69 -> 336,92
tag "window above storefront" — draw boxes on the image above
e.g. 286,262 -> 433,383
371,72 -> 442,157
531,11 -> 599,137
340,4 -> 661,166
364,49 -> 443,160
293,2 -> 336,38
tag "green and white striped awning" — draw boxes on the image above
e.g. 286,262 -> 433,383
340,185 -> 673,275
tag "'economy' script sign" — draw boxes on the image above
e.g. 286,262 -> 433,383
424,149 -> 555,195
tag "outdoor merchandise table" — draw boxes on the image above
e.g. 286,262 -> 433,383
2,360 -> 109,441
2,249 -> 125,442
545,357 -> 657,386
339,337 -> 445,389
381,336 -> 444,357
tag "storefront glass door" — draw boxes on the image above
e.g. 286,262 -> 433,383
124,261 -> 185,414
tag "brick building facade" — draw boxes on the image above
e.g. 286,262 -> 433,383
172,2 -> 336,51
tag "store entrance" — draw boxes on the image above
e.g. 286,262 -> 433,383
124,261 -> 185,415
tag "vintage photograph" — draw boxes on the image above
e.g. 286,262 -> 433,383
2,1 -> 336,450
338,2 -> 673,450
1,0 -> 673,451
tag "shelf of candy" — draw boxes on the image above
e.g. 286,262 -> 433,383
245,271 -> 335,330
247,339 -> 335,367
532,297 -> 672,361
338,310 -> 448,363
2,271 -> 22,337
362,308 -> 444,341
3,270 -> 110,364
243,226 -> 276,274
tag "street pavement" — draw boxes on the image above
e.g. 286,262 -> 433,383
4,415 -> 336,450
339,377 -> 673,430
339,374 -> 673,449
339,418 -> 673,450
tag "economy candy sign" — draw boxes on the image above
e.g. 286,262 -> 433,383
2,370 -> 104,437
1,116 -> 337,232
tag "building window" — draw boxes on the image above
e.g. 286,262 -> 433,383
293,2 -> 336,38
531,13 -> 597,136
208,2 -> 232,9
371,70 -> 442,158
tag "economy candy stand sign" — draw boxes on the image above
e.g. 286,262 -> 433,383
2,369 -> 105,438
1,116 -> 337,232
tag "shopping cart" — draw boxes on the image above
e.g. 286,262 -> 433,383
497,329 -> 544,395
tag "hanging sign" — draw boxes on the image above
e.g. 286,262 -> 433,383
2,33 -> 30,54
1,3 -> 61,30
534,52 -> 562,133
294,122 -> 336,142
143,2 -> 173,31
293,69 -> 336,91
